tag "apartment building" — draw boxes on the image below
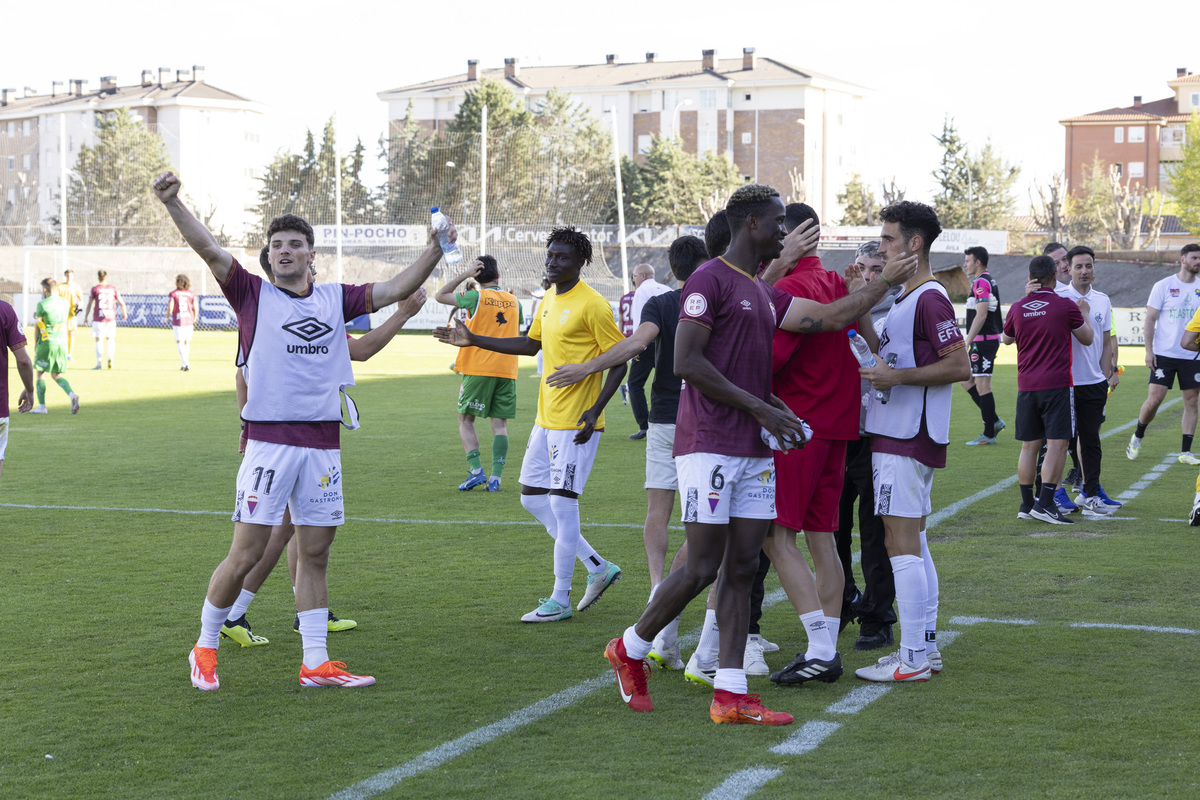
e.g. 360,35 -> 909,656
1061,67 -> 1200,194
377,48 -> 868,219
0,67 -> 264,243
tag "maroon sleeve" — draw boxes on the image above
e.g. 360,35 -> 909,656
1003,305 -> 1016,338
916,291 -> 965,359
341,283 -> 372,320
769,282 -> 794,328
1,302 -> 26,349
218,259 -> 260,313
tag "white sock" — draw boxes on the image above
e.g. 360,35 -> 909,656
890,554 -> 928,668
695,609 -> 720,668
298,608 -> 329,669
658,614 -> 682,648
622,625 -> 653,661
713,668 -> 748,695
549,494 -> 581,606
106,338 -> 115,363
197,599 -> 232,650
177,340 -> 188,367
94,340 -> 103,366
228,589 -> 255,621
801,610 -> 836,660
824,615 -> 841,649
647,584 -> 658,605
920,530 -> 939,650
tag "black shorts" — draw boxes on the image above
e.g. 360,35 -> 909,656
969,340 -> 1000,377
1148,355 -> 1200,390
1015,387 -> 1075,441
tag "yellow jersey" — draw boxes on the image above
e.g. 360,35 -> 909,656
529,279 -> 624,430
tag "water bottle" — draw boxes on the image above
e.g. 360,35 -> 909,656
760,420 -> 813,452
847,329 -> 876,368
430,207 -> 462,266
847,330 -> 895,404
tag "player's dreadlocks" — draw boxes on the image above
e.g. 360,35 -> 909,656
546,226 -> 593,265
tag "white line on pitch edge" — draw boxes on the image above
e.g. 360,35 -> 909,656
770,721 -> 843,756
702,768 -> 785,800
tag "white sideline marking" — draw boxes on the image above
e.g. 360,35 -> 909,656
327,676 -> 610,800
701,768 -> 785,800
950,616 -> 1037,626
1070,622 -> 1198,635
825,684 -> 891,715
769,720 -> 843,756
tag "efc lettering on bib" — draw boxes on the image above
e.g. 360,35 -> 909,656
866,280 -> 954,446
240,282 -> 357,427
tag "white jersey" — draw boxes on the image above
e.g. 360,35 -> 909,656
1055,283 -> 1112,386
1147,274 -> 1200,359
865,280 -> 954,446
240,282 -> 357,426
632,277 -> 672,329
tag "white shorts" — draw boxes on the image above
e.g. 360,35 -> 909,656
173,325 -> 194,342
0,417 -> 8,460
872,452 -> 934,519
91,320 -> 116,339
645,423 -> 678,490
518,425 -> 601,494
233,440 -> 345,527
677,452 -> 775,524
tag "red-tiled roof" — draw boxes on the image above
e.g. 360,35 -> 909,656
1061,96 -> 1179,124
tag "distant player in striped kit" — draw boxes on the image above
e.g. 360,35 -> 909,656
168,274 -> 198,371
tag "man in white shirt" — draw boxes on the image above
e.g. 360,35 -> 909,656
626,263 -> 672,440
1127,243 -> 1200,464
1055,246 -> 1116,516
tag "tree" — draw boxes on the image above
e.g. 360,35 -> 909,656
931,117 -> 1019,229
1029,172 -> 1069,239
881,177 -> 906,207
837,173 -> 877,225
254,117 -> 380,244
1169,113 -> 1200,236
66,108 -> 177,245
626,136 -> 741,225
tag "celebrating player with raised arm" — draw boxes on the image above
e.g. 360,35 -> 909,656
154,170 -> 448,691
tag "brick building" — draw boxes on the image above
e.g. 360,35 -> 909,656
1061,67 -> 1200,194
0,68 -> 264,244
377,49 -> 868,219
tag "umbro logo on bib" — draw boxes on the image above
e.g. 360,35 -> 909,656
283,317 -> 334,342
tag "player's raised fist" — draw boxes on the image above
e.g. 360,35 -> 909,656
152,172 -> 181,202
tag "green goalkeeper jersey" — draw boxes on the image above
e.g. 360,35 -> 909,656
35,295 -> 69,346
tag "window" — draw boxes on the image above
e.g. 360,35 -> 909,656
1114,163 -> 1123,177
22,120 -> 30,136
601,94 -> 618,111
1114,127 -> 1124,143
1192,92 -> 1200,108
22,186 -> 30,199
22,154 -> 31,170
741,132 -> 752,144
634,92 -> 650,112
699,89 -> 717,109
637,134 -> 651,155
1129,126 -> 1145,143
744,93 -> 751,101
6,156 -> 12,170
663,89 -> 677,111
699,129 -> 718,153
5,122 -> 14,135
1129,161 -> 1144,178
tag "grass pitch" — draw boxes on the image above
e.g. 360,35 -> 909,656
2,330 -> 1197,800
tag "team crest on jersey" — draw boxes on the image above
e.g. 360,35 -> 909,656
247,495 -> 259,516
708,491 -> 721,513
319,467 -> 341,490
560,309 -> 571,324
683,293 -> 707,317
1170,288 -> 1180,297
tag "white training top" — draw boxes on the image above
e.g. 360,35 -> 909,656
1056,282 -> 1113,386
1147,274 -> 1200,360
